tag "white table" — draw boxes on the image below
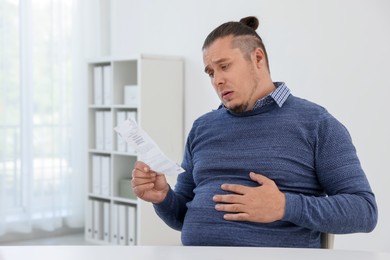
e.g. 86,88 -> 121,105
0,245 -> 389,260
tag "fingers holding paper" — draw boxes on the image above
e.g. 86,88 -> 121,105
131,161 -> 169,204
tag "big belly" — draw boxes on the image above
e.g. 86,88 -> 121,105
181,178 -> 263,246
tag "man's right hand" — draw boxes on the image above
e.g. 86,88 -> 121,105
131,161 -> 169,204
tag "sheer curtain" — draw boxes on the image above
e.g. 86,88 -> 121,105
0,0 -> 86,238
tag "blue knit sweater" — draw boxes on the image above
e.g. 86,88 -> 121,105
154,94 -> 377,248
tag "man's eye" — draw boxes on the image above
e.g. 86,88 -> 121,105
221,64 -> 230,71
208,72 -> 214,78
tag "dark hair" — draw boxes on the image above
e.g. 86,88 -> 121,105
202,16 -> 270,70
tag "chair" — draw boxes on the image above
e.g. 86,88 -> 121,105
321,233 -> 335,249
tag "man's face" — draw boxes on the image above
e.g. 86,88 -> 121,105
203,36 -> 261,113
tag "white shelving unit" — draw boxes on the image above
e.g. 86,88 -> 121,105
85,55 -> 184,245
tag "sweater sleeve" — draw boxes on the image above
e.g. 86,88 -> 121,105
152,186 -> 190,231
282,115 -> 378,234
153,131 -> 196,231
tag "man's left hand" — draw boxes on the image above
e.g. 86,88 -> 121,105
213,172 -> 286,223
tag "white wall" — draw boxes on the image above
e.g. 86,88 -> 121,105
108,0 -> 390,252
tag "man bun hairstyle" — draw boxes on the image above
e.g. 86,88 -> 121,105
202,16 -> 270,70
239,16 -> 259,30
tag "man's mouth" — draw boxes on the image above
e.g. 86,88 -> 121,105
221,90 -> 233,100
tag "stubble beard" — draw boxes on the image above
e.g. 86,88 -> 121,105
228,102 -> 250,114
228,77 -> 259,114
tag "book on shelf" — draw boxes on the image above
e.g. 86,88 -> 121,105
127,205 -> 136,245
92,155 -> 101,195
95,111 -> 104,150
116,110 -> 137,153
93,66 -> 103,105
101,156 -> 111,196
103,65 -> 112,105
93,65 -> 112,106
103,202 -> 110,242
92,155 -> 111,197
124,85 -> 138,106
116,111 -> 127,153
111,204 -> 119,244
103,111 -> 113,150
118,204 -> 127,245
86,200 -> 94,239
93,200 -> 103,240
95,110 -> 113,151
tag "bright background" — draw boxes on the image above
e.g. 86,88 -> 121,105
1,0 -> 388,251
100,0 -> 390,252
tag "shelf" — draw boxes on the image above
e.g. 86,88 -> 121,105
112,196 -> 138,205
85,55 -> 184,246
87,193 -> 111,201
111,104 -> 138,109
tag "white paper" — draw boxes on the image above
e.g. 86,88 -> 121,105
114,118 -> 185,176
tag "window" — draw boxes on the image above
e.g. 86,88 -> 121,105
0,0 -> 85,237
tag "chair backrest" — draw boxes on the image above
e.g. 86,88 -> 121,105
321,233 -> 335,249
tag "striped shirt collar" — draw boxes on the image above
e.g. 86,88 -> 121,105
252,82 -> 291,110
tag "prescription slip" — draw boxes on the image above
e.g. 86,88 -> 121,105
114,118 -> 185,176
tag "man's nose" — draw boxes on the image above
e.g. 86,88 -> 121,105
213,72 -> 224,86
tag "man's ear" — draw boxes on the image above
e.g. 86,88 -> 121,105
254,48 -> 265,68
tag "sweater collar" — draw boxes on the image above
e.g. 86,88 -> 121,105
252,82 -> 291,109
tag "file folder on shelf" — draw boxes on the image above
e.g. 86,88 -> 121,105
92,155 -> 101,195
103,202 -> 110,242
116,111 -> 127,152
93,200 -> 103,240
93,66 -> 103,105
103,65 -> 112,105
127,206 -> 136,245
95,111 -> 104,150
118,204 -> 127,245
111,204 -> 119,244
103,111 -> 113,150
86,200 -> 94,239
101,156 -> 111,197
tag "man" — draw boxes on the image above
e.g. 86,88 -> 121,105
131,16 -> 378,248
